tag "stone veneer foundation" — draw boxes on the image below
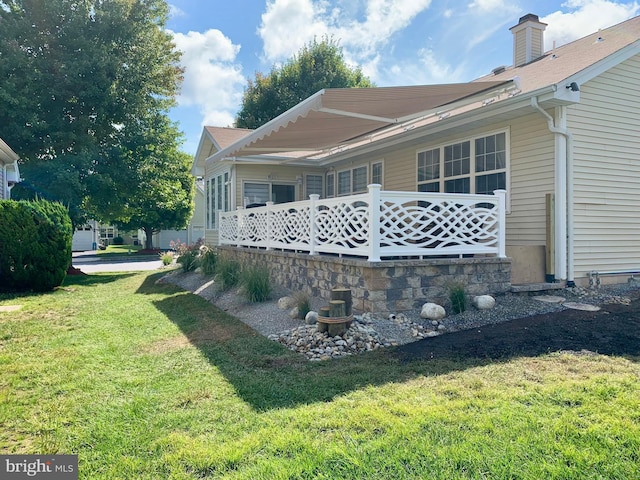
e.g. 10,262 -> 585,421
218,246 -> 511,315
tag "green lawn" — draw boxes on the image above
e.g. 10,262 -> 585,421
1,272 -> 639,479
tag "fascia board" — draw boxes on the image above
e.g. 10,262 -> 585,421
566,40 -> 640,89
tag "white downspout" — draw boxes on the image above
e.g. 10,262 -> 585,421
531,97 -> 575,286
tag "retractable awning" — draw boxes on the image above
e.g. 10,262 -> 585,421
210,81 -> 515,162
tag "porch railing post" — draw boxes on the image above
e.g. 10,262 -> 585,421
367,184 -> 382,262
236,206 -> 243,247
266,201 -> 274,250
494,189 -> 507,258
309,194 -> 319,255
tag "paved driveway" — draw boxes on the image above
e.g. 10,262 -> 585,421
72,251 -> 164,273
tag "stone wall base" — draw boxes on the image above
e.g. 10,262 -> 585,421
218,247 -> 511,315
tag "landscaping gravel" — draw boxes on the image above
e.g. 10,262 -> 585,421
159,269 -> 640,360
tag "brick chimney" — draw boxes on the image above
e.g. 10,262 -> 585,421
510,13 -> 547,67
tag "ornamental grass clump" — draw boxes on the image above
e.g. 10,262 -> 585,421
200,247 -> 218,276
293,291 -> 312,319
159,251 -> 174,266
216,257 -> 241,291
449,282 -> 467,314
241,264 -> 272,302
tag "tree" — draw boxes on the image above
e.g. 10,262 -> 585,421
106,114 -> 195,250
235,37 -> 373,129
0,0 -> 184,226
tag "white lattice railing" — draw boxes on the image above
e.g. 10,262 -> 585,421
219,185 -> 507,262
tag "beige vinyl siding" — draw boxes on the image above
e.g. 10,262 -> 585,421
514,30 -> 527,67
506,113 -> 555,244
568,54 -> 640,278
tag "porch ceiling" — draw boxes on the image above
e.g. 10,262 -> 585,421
210,81 -> 514,162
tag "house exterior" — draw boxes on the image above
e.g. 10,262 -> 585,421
194,14 -> 640,310
0,137 -> 20,200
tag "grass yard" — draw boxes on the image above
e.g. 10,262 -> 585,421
1,271 -> 639,479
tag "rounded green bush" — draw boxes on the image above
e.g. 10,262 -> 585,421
0,199 -> 72,292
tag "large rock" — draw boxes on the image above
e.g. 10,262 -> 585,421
420,302 -> 446,320
472,295 -> 496,310
305,311 -> 319,325
278,296 -> 294,309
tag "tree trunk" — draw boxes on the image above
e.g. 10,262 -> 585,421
143,226 -> 154,250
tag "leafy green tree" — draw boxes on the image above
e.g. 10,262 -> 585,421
0,0 -> 184,226
235,37 -> 374,129
107,114 -> 195,250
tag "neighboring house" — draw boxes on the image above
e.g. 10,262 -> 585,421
194,14 -> 640,297
0,137 -> 20,200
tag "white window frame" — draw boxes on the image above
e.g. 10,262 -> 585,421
207,170 -> 231,230
326,172 -> 335,198
304,174 -> 323,199
416,129 -> 510,209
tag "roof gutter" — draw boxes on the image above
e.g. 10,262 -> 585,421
531,96 -> 574,286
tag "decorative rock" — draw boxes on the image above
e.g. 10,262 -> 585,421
278,296 -> 294,309
472,295 -> 496,310
563,302 -> 601,312
305,310 -> 319,325
289,306 -> 299,319
534,295 -> 566,304
420,302 -> 446,320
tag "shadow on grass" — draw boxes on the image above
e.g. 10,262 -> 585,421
141,274 -> 640,411
0,273 -> 138,301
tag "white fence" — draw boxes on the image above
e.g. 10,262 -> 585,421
219,185 -> 506,262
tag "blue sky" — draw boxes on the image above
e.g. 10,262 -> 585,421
165,0 -> 640,155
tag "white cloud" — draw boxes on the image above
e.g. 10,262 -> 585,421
170,29 -> 246,127
258,0 -> 433,80
467,0 -> 511,11
168,3 -> 186,18
543,0 -> 640,49
258,0 -> 330,63
381,48 -> 467,86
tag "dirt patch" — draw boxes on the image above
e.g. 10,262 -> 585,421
394,298 -> 640,362
143,322 -> 237,354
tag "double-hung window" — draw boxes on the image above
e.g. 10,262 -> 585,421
417,132 -> 507,196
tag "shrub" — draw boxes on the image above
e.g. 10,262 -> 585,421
112,236 -> 124,245
216,257 -> 241,291
171,239 -> 203,273
159,252 -> 174,266
200,247 -> 218,276
0,199 -> 72,292
449,283 -> 467,314
241,264 -> 272,302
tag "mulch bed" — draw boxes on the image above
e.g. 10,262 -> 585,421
394,298 -> 640,362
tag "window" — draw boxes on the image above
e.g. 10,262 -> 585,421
326,172 -> 335,198
305,174 -> 323,198
336,163 -> 379,196
337,170 -> 351,196
243,182 -> 295,206
417,131 -> 507,197
207,171 -> 230,229
352,166 -> 368,193
372,162 -> 383,185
